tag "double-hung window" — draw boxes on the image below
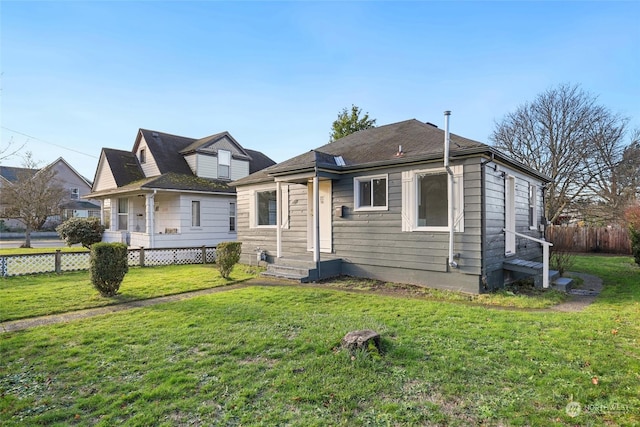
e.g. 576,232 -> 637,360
70,188 -> 79,200
529,184 -> 538,229
229,202 -> 236,231
218,150 -> 231,179
354,174 -> 388,211
192,201 -> 201,227
117,198 -> 128,230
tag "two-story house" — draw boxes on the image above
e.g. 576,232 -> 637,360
0,158 -> 100,230
86,129 -> 275,248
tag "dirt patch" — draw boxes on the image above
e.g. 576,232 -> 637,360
549,272 -> 602,312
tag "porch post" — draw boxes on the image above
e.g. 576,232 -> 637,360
276,181 -> 282,258
146,193 -> 155,248
313,176 -> 320,263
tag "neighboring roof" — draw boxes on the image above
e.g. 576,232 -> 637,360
138,129 -> 195,175
232,119 -> 551,186
103,148 -> 146,187
0,165 -> 38,183
60,200 -> 101,210
87,172 -> 235,198
245,149 -> 277,174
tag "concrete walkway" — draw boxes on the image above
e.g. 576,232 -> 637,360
0,277 -> 294,333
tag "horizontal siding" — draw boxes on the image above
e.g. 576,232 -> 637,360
333,159 -> 482,278
482,162 -> 546,290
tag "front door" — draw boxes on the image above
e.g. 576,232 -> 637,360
307,180 -> 332,253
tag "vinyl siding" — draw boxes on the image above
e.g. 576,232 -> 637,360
138,136 -> 161,177
93,159 -> 117,192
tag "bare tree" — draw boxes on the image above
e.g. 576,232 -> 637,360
586,128 -> 640,223
490,83 -> 629,224
1,152 -> 67,247
0,136 -> 26,162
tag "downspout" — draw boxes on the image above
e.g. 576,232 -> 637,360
444,111 -> 457,269
479,153 -> 494,291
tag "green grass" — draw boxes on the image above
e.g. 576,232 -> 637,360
1,256 -> 638,426
324,276 -> 568,309
0,246 -> 88,255
0,264 -> 259,322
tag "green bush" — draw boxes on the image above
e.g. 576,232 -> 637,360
57,217 -> 105,249
90,242 -> 129,297
216,241 -> 242,279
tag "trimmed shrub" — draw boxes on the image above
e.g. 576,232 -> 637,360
57,217 -> 105,249
90,242 -> 129,297
216,241 -> 242,279
625,205 -> 640,266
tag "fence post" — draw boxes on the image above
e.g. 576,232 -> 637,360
139,247 -> 145,267
55,250 -> 62,274
202,246 -> 207,264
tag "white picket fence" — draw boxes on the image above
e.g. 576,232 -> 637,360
0,246 -> 217,277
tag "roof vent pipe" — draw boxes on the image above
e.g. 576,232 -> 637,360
444,111 -> 458,269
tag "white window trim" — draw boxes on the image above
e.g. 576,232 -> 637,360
402,166 -> 464,233
354,174 -> 389,211
529,183 -> 538,230
218,150 -> 231,179
253,188 -> 278,229
191,200 -> 201,228
229,202 -> 236,232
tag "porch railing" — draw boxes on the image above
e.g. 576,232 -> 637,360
503,229 -> 554,288
0,246 -> 217,277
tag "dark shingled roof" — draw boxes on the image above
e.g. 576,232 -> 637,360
95,129 -> 275,195
102,148 -> 146,187
270,119 -> 483,173
232,119 -> 550,187
0,166 -> 38,183
245,149 -> 277,174
60,200 -> 101,210
88,172 -> 235,198
138,129 -> 195,175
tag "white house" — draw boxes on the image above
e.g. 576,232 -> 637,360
86,129 -> 274,248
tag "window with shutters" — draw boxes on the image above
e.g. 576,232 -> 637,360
401,166 -> 464,232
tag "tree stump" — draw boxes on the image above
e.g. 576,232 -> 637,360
341,330 -> 381,352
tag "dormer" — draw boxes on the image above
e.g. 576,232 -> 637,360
180,132 -> 252,181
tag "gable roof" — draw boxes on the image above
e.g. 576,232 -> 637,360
0,165 -> 37,183
102,148 -> 146,187
232,119 -> 550,186
137,129 -> 195,175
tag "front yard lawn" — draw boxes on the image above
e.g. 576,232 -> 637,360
0,264 -> 259,322
0,255 -> 638,425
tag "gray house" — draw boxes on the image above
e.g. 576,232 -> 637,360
231,117 -> 554,294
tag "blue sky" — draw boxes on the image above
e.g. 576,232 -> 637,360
1,1 -> 639,180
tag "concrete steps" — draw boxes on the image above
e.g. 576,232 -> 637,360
503,258 -> 573,291
261,258 -> 342,283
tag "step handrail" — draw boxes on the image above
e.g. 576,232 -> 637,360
503,228 -> 554,288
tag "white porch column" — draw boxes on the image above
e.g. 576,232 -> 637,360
146,193 -> 155,248
313,176 -> 320,263
276,181 -> 282,258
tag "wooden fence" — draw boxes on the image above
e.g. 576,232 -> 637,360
546,225 -> 631,254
